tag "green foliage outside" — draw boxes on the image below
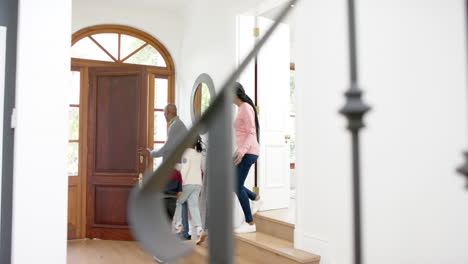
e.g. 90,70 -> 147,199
68,108 -> 79,176
68,143 -> 79,176
201,83 -> 211,114
290,70 -> 295,113
290,70 -> 296,162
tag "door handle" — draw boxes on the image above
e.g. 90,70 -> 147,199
139,173 -> 143,186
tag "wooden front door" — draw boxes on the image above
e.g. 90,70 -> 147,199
87,66 -> 148,240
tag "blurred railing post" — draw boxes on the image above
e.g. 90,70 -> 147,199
205,86 -> 234,263
340,0 -> 370,264
457,0 -> 468,188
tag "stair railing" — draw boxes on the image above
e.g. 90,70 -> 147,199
340,0 -> 371,264
128,1 -> 297,263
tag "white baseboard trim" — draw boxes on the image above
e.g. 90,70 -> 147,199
294,228 -> 330,264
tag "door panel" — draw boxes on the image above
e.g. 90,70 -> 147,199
257,17 -> 291,211
87,66 -> 148,240
94,185 -> 132,225
95,75 -> 139,173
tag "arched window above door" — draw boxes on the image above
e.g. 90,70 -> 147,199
72,25 -> 174,70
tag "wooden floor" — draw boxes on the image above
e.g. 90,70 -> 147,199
68,240 -> 155,264
67,209 -> 308,264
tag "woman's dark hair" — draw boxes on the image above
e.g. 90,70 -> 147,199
234,82 -> 260,142
194,135 -> 203,153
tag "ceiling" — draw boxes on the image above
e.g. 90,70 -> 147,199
74,0 -> 189,12
259,2 -> 295,25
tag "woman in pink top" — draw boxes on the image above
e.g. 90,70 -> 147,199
233,83 -> 262,233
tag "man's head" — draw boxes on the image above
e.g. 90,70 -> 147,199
164,103 -> 178,122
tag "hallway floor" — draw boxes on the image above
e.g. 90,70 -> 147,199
67,208 -> 299,264
67,240 -> 154,264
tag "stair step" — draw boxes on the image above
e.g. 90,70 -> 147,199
236,232 -> 320,264
177,241 -> 252,264
178,233 -> 320,264
255,211 -> 295,242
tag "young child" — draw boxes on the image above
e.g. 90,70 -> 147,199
173,136 -> 205,243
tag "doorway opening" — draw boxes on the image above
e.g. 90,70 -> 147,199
67,25 -> 175,240
237,2 -> 297,223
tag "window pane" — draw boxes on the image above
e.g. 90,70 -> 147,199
125,45 -> 166,67
156,52 -> 167,67
289,116 -> 296,162
121,34 -> 146,59
70,71 -> 80,105
154,111 -> 167,141
72,37 -> 113,62
68,142 -> 79,176
92,33 -> 118,60
155,78 -> 168,108
290,70 -> 295,113
69,107 -> 79,140
153,143 -> 164,171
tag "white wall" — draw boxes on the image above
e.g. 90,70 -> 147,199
72,0 -> 264,187
294,0 -> 352,263
360,0 -> 468,263
11,0 -> 71,263
73,0 -> 244,127
294,0 -> 468,263
177,0 -> 267,190
176,0 -> 244,124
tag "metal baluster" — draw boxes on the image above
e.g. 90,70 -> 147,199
206,87 -> 234,263
128,1 -> 297,263
457,0 -> 468,188
339,0 -> 370,264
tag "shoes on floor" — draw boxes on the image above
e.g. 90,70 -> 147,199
172,222 -> 183,234
177,232 -> 191,240
234,222 -> 256,233
251,198 -> 264,215
196,231 -> 208,245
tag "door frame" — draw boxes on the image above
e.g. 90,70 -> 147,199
70,58 -> 175,239
69,25 -> 176,239
69,25 -> 176,238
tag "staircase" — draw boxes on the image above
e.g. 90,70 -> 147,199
178,209 -> 320,264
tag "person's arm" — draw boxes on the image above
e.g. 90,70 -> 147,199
151,126 -> 174,158
236,105 -> 257,157
151,121 -> 187,158
150,143 -> 168,158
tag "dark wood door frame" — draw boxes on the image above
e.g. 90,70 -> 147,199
70,58 -> 175,240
